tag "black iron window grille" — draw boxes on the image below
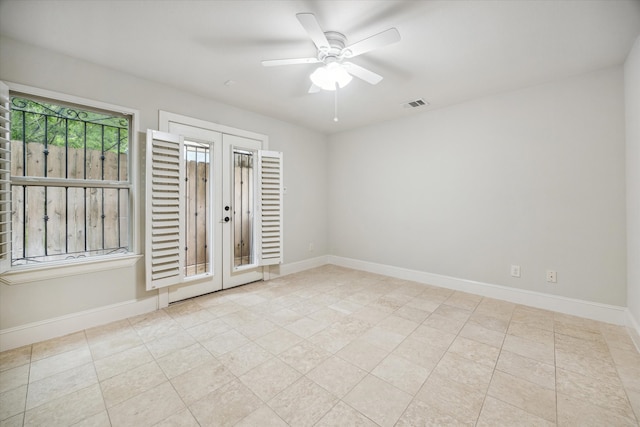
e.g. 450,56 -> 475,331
9,94 -> 131,265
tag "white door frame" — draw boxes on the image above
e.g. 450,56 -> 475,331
158,111 -> 269,307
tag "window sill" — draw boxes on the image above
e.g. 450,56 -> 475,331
0,254 -> 143,285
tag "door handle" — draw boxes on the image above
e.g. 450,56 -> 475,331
224,216 -> 230,222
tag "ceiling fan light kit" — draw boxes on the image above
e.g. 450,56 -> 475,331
310,62 -> 352,91
262,13 -> 401,121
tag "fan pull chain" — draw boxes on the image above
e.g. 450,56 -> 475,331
334,83 -> 339,122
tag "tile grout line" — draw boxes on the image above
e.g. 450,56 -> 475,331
474,296 -> 511,427
387,294 -> 475,426
602,336 -> 640,425
82,329 -> 107,427
22,345 -> 33,426
553,316 -> 558,426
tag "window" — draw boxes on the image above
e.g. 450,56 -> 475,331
3,86 -> 135,269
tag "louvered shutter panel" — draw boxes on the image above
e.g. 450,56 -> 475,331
257,150 -> 283,265
0,82 -> 11,274
145,130 -> 185,290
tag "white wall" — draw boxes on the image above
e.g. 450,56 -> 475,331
328,67 -> 627,306
0,36 -> 328,330
626,36 -> 640,331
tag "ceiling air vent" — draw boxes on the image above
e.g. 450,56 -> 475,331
402,98 -> 429,109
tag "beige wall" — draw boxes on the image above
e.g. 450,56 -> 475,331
0,36 -> 329,330
328,67 -> 627,306
625,36 -> 640,327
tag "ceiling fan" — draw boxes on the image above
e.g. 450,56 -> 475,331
262,13 -> 401,94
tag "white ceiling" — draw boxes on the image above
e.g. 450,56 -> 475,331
1,0 -> 639,134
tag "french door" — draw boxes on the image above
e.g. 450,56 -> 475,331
146,116 -> 282,305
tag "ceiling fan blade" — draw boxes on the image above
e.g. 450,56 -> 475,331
262,57 -> 320,67
308,84 -> 321,94
343,62 -> 383,85
344,28 -> 401,58
296,13 -> 330,50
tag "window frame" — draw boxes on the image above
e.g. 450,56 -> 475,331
0,82 -> 141,285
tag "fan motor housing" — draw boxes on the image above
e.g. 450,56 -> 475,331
318,31 -> 348,62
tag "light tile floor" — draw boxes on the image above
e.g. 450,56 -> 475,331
1,265 -> 639,426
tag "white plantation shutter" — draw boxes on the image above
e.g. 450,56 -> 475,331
0,82 -> 11,273
257,150 -> 283,265
145,130 -> 185,290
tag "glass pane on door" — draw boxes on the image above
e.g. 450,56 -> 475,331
184,141 -> 210,277
233,150 -> 254,267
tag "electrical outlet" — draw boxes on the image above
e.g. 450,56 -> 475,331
510,265 -> 521,278
546,270 -> 557,283
308,242 -> 314,252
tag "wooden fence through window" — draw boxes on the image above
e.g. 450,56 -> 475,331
10,141 -> 128,262
185,154 -> 210,275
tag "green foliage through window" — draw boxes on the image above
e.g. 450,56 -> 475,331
10,96 -> 128,153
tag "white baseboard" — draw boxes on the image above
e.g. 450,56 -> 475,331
270,255 -> 330,278
626,310 -> 640,352
328,255 -> 628,326
0,297 -> 158,352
